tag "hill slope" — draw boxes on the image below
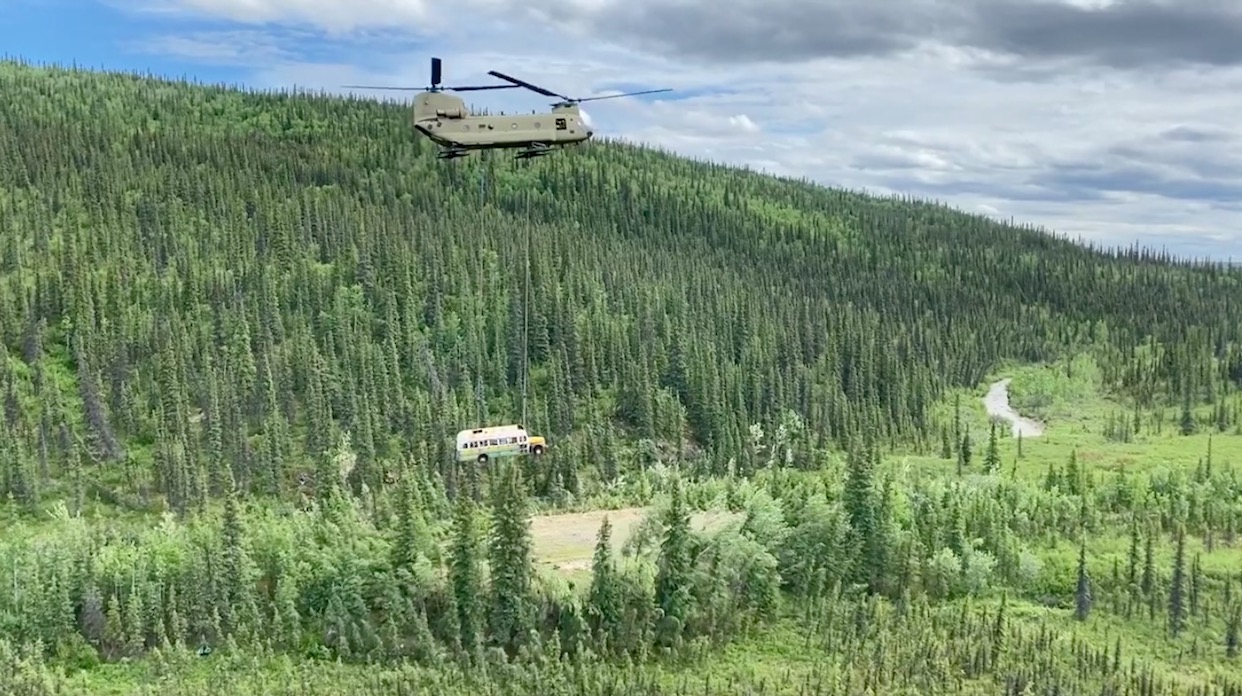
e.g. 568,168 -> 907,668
0,59 -> 1240,513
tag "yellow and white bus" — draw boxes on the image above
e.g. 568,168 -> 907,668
456,424 -> 547,463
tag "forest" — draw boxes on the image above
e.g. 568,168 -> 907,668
1,57 -> 1241,694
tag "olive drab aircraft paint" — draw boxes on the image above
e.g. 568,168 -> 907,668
344,57 -> 671,160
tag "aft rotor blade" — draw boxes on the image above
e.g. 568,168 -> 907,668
431,57 -> 442,86
575,88 -> 672,103
487,70 -> 565,99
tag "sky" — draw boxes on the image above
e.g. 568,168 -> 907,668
3,0 -> 1242,261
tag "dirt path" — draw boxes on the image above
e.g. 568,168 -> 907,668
983,378 -> 1045,437
529,506 -> 739,574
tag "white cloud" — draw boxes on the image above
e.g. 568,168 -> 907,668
121,0 -> 1242,260
128,30 -> 297,65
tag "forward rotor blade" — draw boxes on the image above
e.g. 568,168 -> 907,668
342,85 -> 422,91
448,84 -> 521,91
487,70 -> 565,99
575,88 -> 672,103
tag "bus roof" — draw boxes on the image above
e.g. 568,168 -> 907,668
456,424 -> 527,444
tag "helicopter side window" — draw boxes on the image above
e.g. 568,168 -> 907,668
555,118 -> 567,130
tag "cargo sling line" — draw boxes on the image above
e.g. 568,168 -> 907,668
521,222 -> 531,427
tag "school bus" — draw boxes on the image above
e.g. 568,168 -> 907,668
456,424 -> 546,463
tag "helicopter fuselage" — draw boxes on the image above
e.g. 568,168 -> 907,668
412,92 -> 592,152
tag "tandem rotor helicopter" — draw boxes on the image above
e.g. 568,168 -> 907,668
344,57 -> 672,160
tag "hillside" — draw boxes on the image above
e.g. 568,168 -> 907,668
1,59 -> 1239,510
1,59 -> 1242,695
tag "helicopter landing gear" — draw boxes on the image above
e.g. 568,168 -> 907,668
437,147 -> 470,160
515,144 -> 552,160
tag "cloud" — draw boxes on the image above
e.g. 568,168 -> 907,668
128,30 -> 298,65
956,0 -> 1242,70
114,0 -> 1242,260
126,0 -> 1242,70
517,0 -> 1242,71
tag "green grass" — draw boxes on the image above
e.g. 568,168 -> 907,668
913,353 -> 1242,484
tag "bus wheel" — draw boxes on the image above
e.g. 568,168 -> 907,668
477,453 -> 489,464
531,445 -> 544,456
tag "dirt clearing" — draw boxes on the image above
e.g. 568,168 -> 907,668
530,506 -> 740,574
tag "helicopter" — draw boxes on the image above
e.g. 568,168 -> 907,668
344,57 -> 671,160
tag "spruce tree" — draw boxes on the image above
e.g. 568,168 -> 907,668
219,476 -> 255,639
1180,388 -> 1196,435
843,443 -> 882,593
448,489 -> 483,658
487,462 -> 534,656
1169,527 -> 1187,636
654,472 -> 693,647
1227,603 -> 1240,658
1075,542 -> 1092,621
391,457 -> 430,585
984,420 -> 1000,473
587,515 -> 623,650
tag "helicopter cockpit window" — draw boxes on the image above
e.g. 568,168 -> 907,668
555,118 -> 567,130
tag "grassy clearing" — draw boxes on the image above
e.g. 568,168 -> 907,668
530,506 -> 742,581
907,353 -> 1242,484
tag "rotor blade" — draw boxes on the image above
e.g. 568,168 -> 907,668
574,88 -> 673,103
487,70 -> 565,99
342,85 -> 422,90
431,57 -> 442,86
447,84 -> 521,91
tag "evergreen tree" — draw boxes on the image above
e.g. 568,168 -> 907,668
984,421 -> 1000,473
218,476 -> 255,639
1228,604 -> 1240,659
843,443 -> 884,593
1180,389 -> 1197,436
653,472 -> 693,647
1075,542 -> 1092,621
487,462 -> 534,655
448,489 -> 483,658
587,515 -> 623,650
1169,527 -> 1187,636
391,457 -> 431,581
